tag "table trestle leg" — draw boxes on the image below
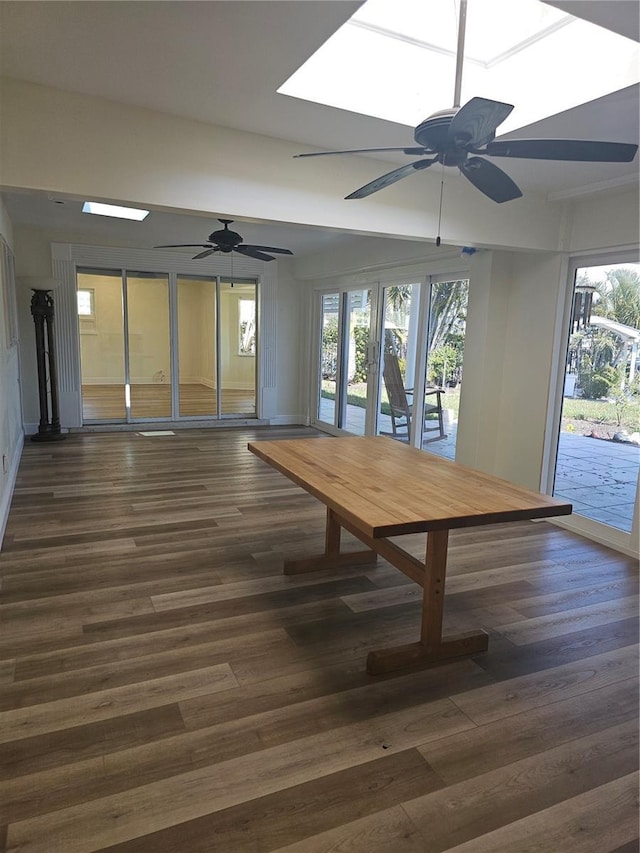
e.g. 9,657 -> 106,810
421,528 -> 447,653
283,508 -> 378,575
366,528 -> 488,675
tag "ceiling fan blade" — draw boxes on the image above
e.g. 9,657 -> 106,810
154,243 -> 213,249
192,248 -> 218,259
448,97 -> 514,148
486,138 -> 639,162
459,156 -> 522,203
235,246 -> 275,261
241,244 -> 293,255
346,157 -> 438,200
295,146 -> 431,158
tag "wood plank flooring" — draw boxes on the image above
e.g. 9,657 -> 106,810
0,426 -> 638,852
81,384 -> 256,420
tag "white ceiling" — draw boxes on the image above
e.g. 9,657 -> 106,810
1,0 -> 638,256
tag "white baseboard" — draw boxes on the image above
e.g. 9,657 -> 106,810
0,430 -> 24,550
268,415 -> 310,426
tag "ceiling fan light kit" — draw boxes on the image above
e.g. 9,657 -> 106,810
154,219 -> 293,262
294,0 -> 638,207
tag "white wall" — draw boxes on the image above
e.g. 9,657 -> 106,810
568,189 -> 639,254
455,250 -> 513,475
13,227 -> 69,427
273,261 -> 307,424
456,250 -> 567,489
0,199 -> 23,548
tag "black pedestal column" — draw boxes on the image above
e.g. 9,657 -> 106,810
30,288 -> 66,442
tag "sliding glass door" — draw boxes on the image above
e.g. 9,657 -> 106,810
313,273 -> 470,448
374,276 -> 468,454
421,277 -> 469,459
342,290 -> 372,435
127,272 -> 171,419
177,276 -> 217,417
377,283 -> 420,440
316,288 -> 374,434
551,257 -> 639,534
77,269 -> 126,422
219,281 -> 256,416
77,268 -> 257,423
318,293 -> 339,426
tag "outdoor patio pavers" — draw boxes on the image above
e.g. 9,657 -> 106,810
554,432 -> 639,532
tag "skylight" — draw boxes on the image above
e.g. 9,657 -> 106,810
279,0 -> 639,135
82,202 -> 149,221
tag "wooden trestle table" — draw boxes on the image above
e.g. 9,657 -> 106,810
248,436 -> 572,675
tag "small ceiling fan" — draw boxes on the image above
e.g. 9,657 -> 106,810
155,219 -> 293,261
294,0 -> 638,204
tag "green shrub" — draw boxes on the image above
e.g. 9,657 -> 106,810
428,344 -> 462,386
581,364 -> 622,399
352,325 -> 369,383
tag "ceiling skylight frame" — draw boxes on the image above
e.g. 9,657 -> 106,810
350,12 -> 575,69
278,0 -> 639,135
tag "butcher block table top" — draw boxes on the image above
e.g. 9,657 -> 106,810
248,435 -> 572,538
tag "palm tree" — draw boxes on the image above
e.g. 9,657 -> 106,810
593,267 -> 640,329
427,280 -> 468,352
576,266 -> 640,394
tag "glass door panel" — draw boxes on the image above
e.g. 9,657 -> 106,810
77,269 -> 126,422
378,283 -> 420,440
318,293 -> 339,425
422,278 -> 469,459
342,289 -> 372,435
177,276 -> 218,416
219,281 -> 256,416
126,272 -> 171,419
553,261 -> 639,532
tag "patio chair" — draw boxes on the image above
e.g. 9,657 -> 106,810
382,353 -> 446,443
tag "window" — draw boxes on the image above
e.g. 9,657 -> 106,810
77,288 -> 95,317
77,287 -> 97,334
239,298 -> 256,356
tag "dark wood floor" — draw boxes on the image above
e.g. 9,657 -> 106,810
0,426 -> 638,852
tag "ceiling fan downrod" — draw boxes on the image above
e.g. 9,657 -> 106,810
436,0 -> 467,247
452,0 -> 468,108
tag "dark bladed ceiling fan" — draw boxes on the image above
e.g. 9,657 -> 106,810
155,219 -> 293,261
294,0 -> 638,205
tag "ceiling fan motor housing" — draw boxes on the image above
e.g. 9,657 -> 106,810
414,109 -> 457,149
415,108 -> 479,166
154,217 -> 292,260
208,223 -> 243,252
